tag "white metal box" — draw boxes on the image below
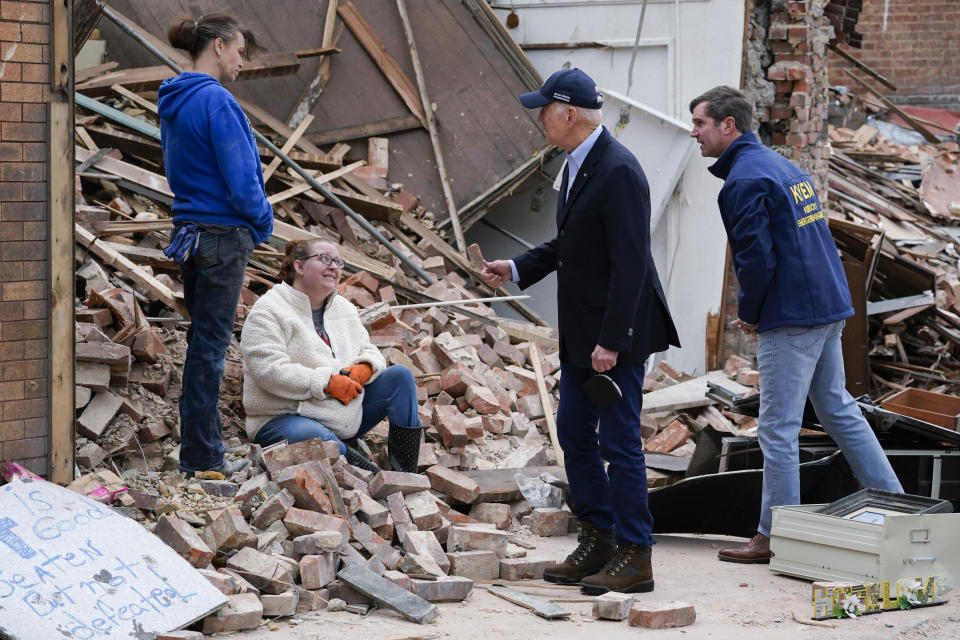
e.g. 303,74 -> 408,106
769,503 -> 960,586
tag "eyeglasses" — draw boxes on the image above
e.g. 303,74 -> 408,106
304,253 -> 344,268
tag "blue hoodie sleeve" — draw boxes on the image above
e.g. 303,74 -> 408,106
720,179 -> 778,325
208,101 -> 273,243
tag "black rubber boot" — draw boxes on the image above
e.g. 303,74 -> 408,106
388,424 -> 422,473
344,444 -> 380,473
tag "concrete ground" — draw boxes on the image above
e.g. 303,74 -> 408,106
232,532 -> 959,640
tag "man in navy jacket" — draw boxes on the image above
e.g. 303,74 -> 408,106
482,69 -> 679,594
689,86 -> 902,563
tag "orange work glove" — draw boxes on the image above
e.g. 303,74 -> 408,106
343,363 -> 374,386
325,374 -> 362,405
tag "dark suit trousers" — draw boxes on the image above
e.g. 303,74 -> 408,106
557,360 -> 655,547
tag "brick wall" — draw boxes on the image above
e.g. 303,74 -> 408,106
0,0 -> 50,477
828,0 -> 960,107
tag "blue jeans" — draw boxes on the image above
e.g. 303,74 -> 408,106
756,320 -> 903,536
178,225 -> 254,472
557,360 -> 655,547
254,365 -> 421,453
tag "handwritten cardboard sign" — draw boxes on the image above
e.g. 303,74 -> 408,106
0,478 -> 227,639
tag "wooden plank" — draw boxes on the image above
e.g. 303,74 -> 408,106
76,145 -> 172,196
75,92 -> 161,140
529,343 -> 562,466
307,114 -> 422,145
843,71 -> 940,144
75,125 -> 98,151
237,97 -> 327,157
827,173 -> 917,222
75,224 -> 189,318
88,219 -> 173,234
50,0 -> 74,484
459,466 -> 566,503
75,53 -> 302,96
287,0 -> 341,128
326,185 -> 404,223
75,60 -> 119,84
337,564 -> 438,624
397,0 -> 466,253
337,1 -> 428,129
486,584 -> 571,619
103,242 -> 175,268
267,160 -> 365,205
111,83 -> 158,114
399,212 -> 550,326
828,43 -> 896,91
263,114 -> 315,182
641,370 -> 751,414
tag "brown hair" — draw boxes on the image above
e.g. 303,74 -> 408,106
689,86 -> 754,134
167,13 -> 265,61
277,238 -> 336,284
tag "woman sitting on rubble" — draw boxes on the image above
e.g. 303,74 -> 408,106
240,238 -> 423,473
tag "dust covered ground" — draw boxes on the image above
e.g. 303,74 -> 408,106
226,533 -> 959,640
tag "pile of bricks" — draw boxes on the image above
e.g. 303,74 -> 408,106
93,436 -> 567,633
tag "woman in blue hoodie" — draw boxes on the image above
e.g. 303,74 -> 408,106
159,14 -> 274,476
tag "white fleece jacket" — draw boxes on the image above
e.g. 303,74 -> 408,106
240,282 -> 385,441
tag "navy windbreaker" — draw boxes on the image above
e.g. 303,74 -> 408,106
708,132 -> 853,332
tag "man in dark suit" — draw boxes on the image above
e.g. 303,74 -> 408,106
482,68 -> 680,595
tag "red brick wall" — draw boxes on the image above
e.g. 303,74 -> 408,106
828,0 -> 960,106
0,0 -> 50,477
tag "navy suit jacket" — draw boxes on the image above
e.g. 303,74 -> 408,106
514,127 -> 680,368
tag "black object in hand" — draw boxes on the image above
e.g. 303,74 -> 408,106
582,374 -> 622,408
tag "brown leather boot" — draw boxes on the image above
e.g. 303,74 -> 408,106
717,533 -> 771,564
543,521 -> 616,584
579,543 -> 654,595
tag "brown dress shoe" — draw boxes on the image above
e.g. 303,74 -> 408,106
718,533 -> 771,564
543,521 -> 616,584
579,544 -> 654,595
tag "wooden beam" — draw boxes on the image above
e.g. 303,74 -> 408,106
529,343 -> 562,465
843,71 -> 940,144
267,160 -> 365,205
75,61 -> 119,84
326,185 -> 404,223
75,53 -> 302,96
306,114 -> 422,145
238,97 -> 327,157
396,0 -> 467,253
337,1 -> 428,129
263,114 -> 315,182
828,43 -> 896,92
288,0 -> 341,128
399,213 -> 550,326
293,45 -> 342,58
111,83 -> 158,114
76,145 -> 173,196
50,0 -> 74,484
75,225 -> 189,318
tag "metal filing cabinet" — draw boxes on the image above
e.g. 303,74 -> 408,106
770,499 -> 960,585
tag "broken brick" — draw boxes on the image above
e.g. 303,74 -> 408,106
202,593 -> 263,633
155,514 -> 214,568
446,550 -> 498,580
368,470 -> 431,500
499,558 -> 546,581
628,601 -> 696,629
594,592 -> 635,620
425,464 -> 480,504
300,553 -> 338,589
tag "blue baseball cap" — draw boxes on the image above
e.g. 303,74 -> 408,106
519,68 -> 603,109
